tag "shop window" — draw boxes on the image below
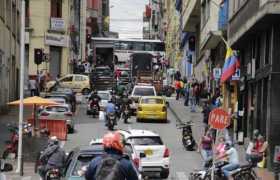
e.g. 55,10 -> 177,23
50,0 -> 62,18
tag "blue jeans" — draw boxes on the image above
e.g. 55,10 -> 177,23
190,97 -> 196,112
201,149 -> 213,168
221,163 -> 239,177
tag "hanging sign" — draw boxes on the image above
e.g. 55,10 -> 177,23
208,108 -> 230,130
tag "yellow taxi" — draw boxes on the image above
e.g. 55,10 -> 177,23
46,74 -> 91,94
136,96 -> 168,122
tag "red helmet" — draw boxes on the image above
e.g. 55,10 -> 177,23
102,132 -> 124,152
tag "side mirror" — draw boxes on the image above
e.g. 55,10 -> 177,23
0,162 -> 13,172
139,152 -> 146,159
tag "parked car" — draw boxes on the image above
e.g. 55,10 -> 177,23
137,96 -> 168,123
130,84 -> 157,114
118,129 -> 170,179
39,105 -> 75,133
46,74 -> 91,95
89,138 -> 143,173
45,94 -> 75,112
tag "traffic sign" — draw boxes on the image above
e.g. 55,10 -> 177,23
208,108 -> 230,130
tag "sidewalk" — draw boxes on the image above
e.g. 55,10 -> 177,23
168,97 -> 274,180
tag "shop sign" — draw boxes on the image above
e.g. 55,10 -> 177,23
213,68 -> 221,79
208,108 -> 230,130
232,69 -> 240,80
45,33 -> 69,47
50,18 -> 65,31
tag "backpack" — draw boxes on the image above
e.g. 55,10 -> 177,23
95,155 -> 123,180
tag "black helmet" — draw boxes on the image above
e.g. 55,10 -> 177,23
225,141 -> 232,150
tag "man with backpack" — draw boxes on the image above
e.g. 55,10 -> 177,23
85,132 -> 139,180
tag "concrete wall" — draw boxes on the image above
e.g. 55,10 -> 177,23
28,0 -> 71,77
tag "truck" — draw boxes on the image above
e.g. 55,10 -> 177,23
130,53 -> 163,94
90,38 -> 116,90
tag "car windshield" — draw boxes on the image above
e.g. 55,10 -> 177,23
127,136 -> 163,145
45,106 -> 68,112
133,87 -> 155,96
141,98 -> 163,104
71,154 -> 100,176
98,93 -> 110,100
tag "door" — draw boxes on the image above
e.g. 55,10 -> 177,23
59,75 -> 74,89
49,46 -> 62,78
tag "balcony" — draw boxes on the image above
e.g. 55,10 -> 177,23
228,0 -> 280,45
182,0 -> 200,32
49,17 -> 65,32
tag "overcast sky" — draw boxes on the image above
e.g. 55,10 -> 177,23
110,0 -> 148,39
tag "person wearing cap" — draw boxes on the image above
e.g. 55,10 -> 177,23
85,132 -> 138,180
217,141 -> 240,178
38,136 -> 66,179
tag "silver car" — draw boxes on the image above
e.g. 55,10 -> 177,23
39,105 -> 75,133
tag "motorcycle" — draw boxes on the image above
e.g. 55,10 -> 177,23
45,168 -> 61,180
2,124 -> 19,159
177,121 -> 196,151
107,112 -> 116,130
87,99 -> 99,117
122,105 -> 130,124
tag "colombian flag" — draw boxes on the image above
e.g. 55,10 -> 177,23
220,47 -> 240,83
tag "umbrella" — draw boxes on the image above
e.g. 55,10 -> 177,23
8,96 -> 59,106
8,96 -> 59,133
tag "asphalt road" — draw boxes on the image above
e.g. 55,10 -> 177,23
64,99 -> 203,180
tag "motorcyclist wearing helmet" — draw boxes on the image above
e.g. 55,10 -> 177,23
85,132 -> 138,180
88,90 -> 101,111
217,141 -> 240,179
38,136 -> 66,179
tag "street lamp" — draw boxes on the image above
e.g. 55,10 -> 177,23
16,0 -> 26,176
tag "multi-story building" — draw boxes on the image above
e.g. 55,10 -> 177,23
0,0 -> 21,112
25,0 -> 80,80
143,0 -> 164,40
228,0 -> 280,168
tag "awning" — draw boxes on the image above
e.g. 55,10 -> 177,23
200,31 -> 223,51
175,0 -> 182,11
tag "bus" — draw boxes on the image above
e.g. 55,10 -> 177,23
91,37 -> 165,64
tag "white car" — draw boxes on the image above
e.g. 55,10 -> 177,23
89,138 -> 143,179
97,91 -> 111,110
39,105 -> 75,133
118,129 -> 170,179
130,85 -> 157,113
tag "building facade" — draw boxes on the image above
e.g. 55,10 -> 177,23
25,0 -> 79,80
228,0 -> 280,169
0,0 -> 21,112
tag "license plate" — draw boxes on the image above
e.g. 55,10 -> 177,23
144,149 -> 153,156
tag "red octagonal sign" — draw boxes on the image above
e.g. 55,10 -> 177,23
208,108 -> 230,130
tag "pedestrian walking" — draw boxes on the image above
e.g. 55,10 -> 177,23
184,84 -> 189,106
194,84 -> 200,105
198,130 -> 214,168
175,80 -> 181,100
189,85 -> 196,112
29,77 -> 38,97
202,101 -> 211,130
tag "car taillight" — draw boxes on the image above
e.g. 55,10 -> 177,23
162,106 -> 167,112
163,148 -> 170,158
138,106 -> 142,111
64,112 -> 73,116
133,158 -> 140,169
41,112 -> 50,116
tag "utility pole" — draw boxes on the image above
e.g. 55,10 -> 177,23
16,0 -> 26,176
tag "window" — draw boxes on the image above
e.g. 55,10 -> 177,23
265,30 -> 271,65
98,93 -> 110,100
145,42 -> 153,51
154,42 -> 165,51
141,98 -> 163,104
50,0 -> 62,18
75,76 -> 84,81
201,0 -> 210,27
133,87 -> 155,96
127,136 -> 163,145
61,76 -> 73,82
133,42 -> 145,51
